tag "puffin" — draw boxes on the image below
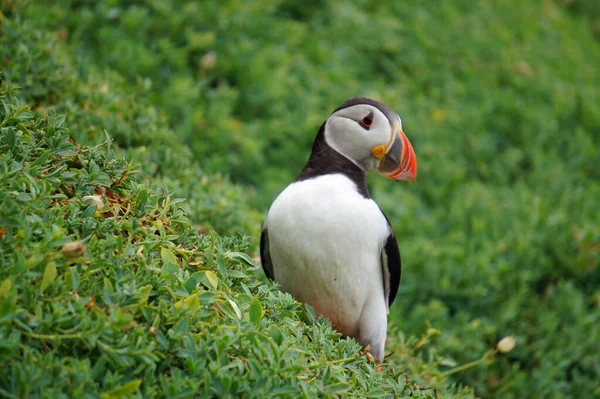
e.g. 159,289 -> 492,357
260,97 -> 417,363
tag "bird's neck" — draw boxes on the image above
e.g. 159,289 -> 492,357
295,123 -> 370,198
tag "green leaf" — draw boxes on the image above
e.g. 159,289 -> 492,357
160,248 -> 179,276
134,285 -> 152,308
228,298 -> 242,319
94,172 -> 112,187
32,150 -> 51,166
322,365 -> 330,384
198,291 -> 216,305
6,128 -> 16,149
324,383 -> 352,395
229,252 -> 256,267
183,271 -> 207,293
172,318 -> 189,335
81,205 -> 96,218
183,276 -> 198,293
160,248 -> 178,264
266,325 -> 283,346
135,189 -> 148,211
158,195 -> 170,218
100,379 -> 142,399
70,266 -> 80,290
227,270 -> 248,279
0,278 -> 12,298
35,303 -> 43,320
204,270 -> 219,290
216,255 -> 226,277
174,293 -> 199,311
396,376 -> 406,393
271,386 -> 300,395
54,114 -> 66,127
304,303 -> 316,323
249,297 -> 263,327
40,262 -> 57,294
365,389 -> 387,398
17,192 -> 32,202
15,110 -> 33,121
161,261 -> 179,276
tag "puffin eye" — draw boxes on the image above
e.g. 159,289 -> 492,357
359,112 -> 374,130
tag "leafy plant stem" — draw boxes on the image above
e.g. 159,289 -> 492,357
24,332 -> 83,340
306,355 -> 359,370
440,350 -> 497,377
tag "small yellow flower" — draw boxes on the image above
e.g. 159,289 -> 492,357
497,336 -> 516,353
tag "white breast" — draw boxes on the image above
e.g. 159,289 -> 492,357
265,174 -> 389,337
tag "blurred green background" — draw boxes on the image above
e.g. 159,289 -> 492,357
3,0 -> 600,397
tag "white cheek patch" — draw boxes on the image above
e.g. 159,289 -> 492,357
325,118 -> 365,168
324,107 -> 392,170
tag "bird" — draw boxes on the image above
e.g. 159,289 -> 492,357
260,97 -> 417,363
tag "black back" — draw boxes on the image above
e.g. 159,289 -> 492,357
260,227 -> 274,280
381,213 -> 402,306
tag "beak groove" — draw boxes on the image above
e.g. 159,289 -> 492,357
377,130 -> 417,182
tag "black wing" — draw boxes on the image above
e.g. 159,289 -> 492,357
381,212 -> 401,308
260,224 -> 274,280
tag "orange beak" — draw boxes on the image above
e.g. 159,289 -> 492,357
377,130 -> 417,182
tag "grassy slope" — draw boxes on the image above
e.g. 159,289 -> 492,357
34,1 -> 600,398
2,0 -> 600,398
0,2 -> 472,399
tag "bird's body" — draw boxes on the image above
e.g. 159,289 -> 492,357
260,98 -> 416,363
265,174 -> 391,359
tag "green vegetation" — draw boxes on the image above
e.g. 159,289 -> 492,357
1,0 -> 599,398
0,86 -> 451,399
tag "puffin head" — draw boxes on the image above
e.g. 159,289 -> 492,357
324,97 -> 417,182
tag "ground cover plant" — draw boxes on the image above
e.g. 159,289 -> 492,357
0,2 -> 473,398
2,82 -> 455,398
2,0 -> 600,398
